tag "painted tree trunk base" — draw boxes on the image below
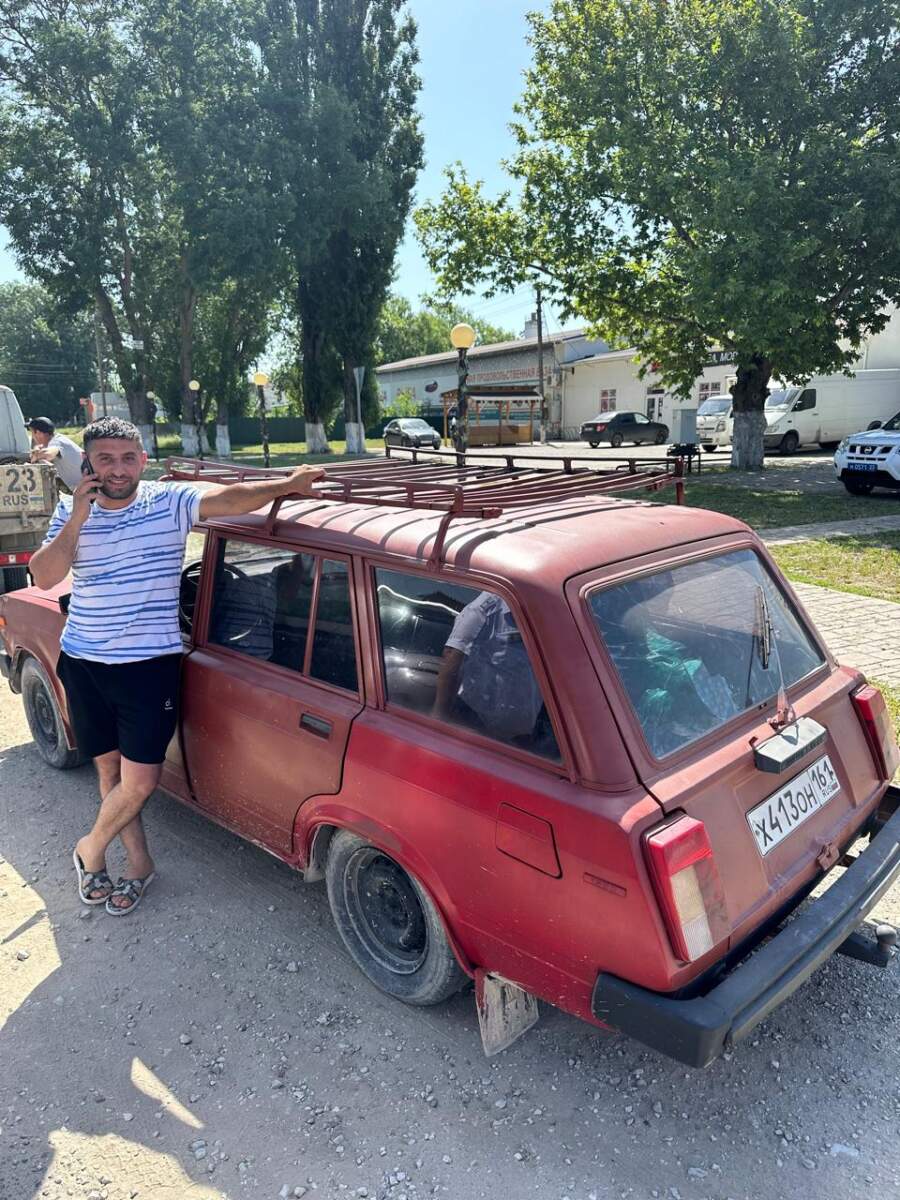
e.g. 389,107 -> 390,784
136,424 -> 155,454
181,424 -> 199,457
306,423 -> 329,454
344,422 -> 367,454
215,425 -> 232,458
731,410 -> 768,470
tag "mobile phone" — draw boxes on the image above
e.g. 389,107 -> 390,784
81,453 -> 98,502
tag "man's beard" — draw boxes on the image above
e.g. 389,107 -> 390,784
100,478 -> 140,500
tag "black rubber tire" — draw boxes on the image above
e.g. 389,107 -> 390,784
588,441 -> 599,449
325,829 -> 468,1006
610,432 -> 624,448
702,445 -> 718,453
21,657 -> 82,769
654,429 -> 668,444
780,431 -> 800,455
843,478 -> 875,496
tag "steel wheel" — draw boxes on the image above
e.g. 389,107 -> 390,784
325,830 -> 468,1005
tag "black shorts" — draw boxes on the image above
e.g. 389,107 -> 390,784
57,651 -> 182,764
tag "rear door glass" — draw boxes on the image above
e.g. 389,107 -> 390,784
588,549 -> 824,758
375,568 -> 560,761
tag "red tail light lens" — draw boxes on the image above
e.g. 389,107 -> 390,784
644,816 -> 729,963
852,684 -> 900,781
596,423 -> 607,431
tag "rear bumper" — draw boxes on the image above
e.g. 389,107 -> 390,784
592,788 -> 900,1068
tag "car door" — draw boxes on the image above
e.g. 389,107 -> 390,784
384,421 -> 398,446
180,535 -> 364,855
632,412 -> 653,443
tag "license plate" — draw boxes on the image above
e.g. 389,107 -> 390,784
848,462 -> 877,471
746,755 -> 840,856
0,464 -> 44,510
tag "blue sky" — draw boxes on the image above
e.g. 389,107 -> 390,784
0,1 -> 553,340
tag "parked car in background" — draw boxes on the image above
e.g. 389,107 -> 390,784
696,395 -> 734,452
2,451 -> 898,1069
764,369 -> 900,454
581,411 -> 669,448
383,418 -> 441,450
834,409 -> 900,495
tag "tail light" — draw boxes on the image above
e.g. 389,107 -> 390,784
852,684 -> 900,781
0,551 -> 31,566
596,423 -> 607,431
644,816 -> 729,962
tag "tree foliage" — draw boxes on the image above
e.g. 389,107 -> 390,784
416,0 -> 900,467
254,0 -> 422,450
0,282 -> 95,421
375,293 -> 516,365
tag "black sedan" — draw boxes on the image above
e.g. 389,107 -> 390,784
580,411 -> 669,448
383,418 -> 442,450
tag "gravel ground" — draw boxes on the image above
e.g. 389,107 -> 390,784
2,687 -> 900,1200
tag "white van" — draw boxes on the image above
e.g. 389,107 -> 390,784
764,369 -> 900,454
696,394 -> 734,451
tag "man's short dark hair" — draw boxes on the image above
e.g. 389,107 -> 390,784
83,417 -> 143,451
27,416 -> 55,435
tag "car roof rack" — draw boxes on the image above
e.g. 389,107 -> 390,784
165,448 -> 685,567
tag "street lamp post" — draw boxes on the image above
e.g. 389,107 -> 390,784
188,379 -> 202,459
449,323 -> 476,454
254,371 -> 271,469
146,391 -> 160,462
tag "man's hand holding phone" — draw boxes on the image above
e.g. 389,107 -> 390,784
72,458 -> 101,521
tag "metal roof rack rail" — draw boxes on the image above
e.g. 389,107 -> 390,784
165,450 -> 685,567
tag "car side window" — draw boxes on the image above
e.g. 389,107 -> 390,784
375,568 -> 560,761
794,389 -> 816,411
634,413 -> 649,423
209,539 -> 358,692
619,413 -> 635,424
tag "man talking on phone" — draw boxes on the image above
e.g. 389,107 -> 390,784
29,416 -> 324,915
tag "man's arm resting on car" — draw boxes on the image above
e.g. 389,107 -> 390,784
198,465 -> 325,519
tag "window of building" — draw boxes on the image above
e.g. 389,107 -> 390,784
599,388 -> 617,413
698,381 -> 722,403
209,539 -> 358,693
375,569 -> 560,761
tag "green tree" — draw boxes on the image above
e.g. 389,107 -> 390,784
254,0 -> 422,453
416,0 -> 900,468
375,294 -> 516,364
0,283 -> 96,422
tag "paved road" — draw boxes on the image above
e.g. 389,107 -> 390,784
3,688 -> 900,1200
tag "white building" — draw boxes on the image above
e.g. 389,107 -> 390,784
377,309 -> 900,439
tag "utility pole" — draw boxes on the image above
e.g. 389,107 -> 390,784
94,302 -> 108,417
536,284 -> 546,444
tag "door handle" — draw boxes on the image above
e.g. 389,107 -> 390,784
300,712 -> 332,738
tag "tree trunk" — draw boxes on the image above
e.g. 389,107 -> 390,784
730,357 -> 772,470
342,357 -> 365,454
215,394 -> 232,458
301,316 -> 330,454
178,266 -> 208,456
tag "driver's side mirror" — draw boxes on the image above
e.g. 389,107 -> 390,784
868,420 -> 883,430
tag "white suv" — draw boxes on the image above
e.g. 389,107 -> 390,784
834,410 -> 900,495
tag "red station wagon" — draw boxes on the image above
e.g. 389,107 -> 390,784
2,450 -> 899,1067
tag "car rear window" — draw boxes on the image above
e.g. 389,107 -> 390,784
588,550 -> 824,758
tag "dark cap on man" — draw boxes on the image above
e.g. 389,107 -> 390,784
27,416 -> 55,435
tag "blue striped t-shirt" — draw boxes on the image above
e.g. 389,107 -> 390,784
44,481 -> 204,663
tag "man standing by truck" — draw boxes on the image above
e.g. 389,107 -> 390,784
27,417 -> 83,492
29,416 -> 324,915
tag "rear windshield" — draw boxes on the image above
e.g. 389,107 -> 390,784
588,550 -> 824,758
